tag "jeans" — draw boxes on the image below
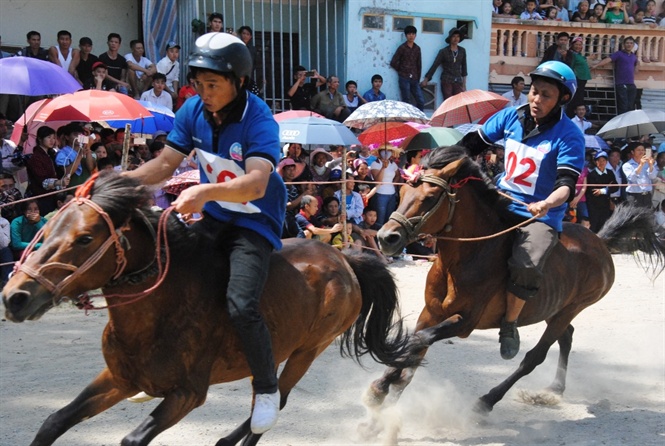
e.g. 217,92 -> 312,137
398,76 -> 425,111
193,218 -> 278,394
615,83 -> 637,115
372,192 -> 397,227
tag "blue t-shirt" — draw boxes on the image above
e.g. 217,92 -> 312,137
55,146 -> 82,176
167,92 -> 286,249
480,107 -> 585,232
363,89 -> 386,102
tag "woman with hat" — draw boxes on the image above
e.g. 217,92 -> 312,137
421,27 -> 467,101
585,151 -> 618,233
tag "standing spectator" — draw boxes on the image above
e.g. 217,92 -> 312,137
607,148 -> 625,205
25,126 -> 68,215
156,42 -> 180,103
48,30 -> 80,77
590,3 -> 605,22
55,124 -> 95,187
287,66 -> 326,110
140,73 -> 173,111
17,31 -> 49,60
126,40 -> 156,98
311,76 -> 351,123
502,76 -> 528,107
343,80 -> 367,113
621,141 -> 656,207
98,33 -> 130,94
237,26 -> 261,96
208,12 -> 224,33
369,146 -> 401,226
10,200 -> 47,259
176,71 -> 198,110
422,28 -> 468,101
541,32 -> 573,65
601,1 -> 630,23
390,25 -> 425,111
362,74 -> 387,102
500,1 -> 518,16
585,151 -> 618,232
492,0 -> 504,15
520,0 -> 544,19
591,37 -> 639,115
75,37 -> 98,88
572,0 -> 593,20
571,104 -> 592,133
568,36 -> 592,114
555,0 -> 571,20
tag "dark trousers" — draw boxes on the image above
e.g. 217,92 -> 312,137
398,76 -> 425,111
193,218 -> 278,394
626,192 -> 653,208
615,83 -> 637,115
442,81 -> 464,101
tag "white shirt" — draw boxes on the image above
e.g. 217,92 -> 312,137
502,90 -> 527,108
571,116 -> 592,133
370,160 -> 399,195
156,57 -> 179,91
622,158 -> 657,193
124,53 -> 153,79
140,88 -> 173,111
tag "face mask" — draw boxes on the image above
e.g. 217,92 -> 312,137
313,165 -> 327,175
380,150 -> 391,160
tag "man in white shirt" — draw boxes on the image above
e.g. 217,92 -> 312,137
126,40 -> 156,98
501,76 -> 527,107
156,42 -> 180,102
571,104 -> 592,133
139,73 -> 173,111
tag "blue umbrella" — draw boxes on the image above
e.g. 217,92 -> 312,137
0,56 -> 81,95
105,100 -> 175,135
278,116 -> 360,146
584,135 -> 609,151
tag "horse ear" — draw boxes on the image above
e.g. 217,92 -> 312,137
441,159 -> 465,178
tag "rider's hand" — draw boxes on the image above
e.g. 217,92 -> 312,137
527,200 -> 550,217
172,185 -> 208,215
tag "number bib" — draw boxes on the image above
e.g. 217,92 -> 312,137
499,139 -> 547,196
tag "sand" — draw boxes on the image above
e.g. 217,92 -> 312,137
1,255 -> 663,446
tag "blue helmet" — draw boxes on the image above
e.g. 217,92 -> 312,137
529,61 -> 577,103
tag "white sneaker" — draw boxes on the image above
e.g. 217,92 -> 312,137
250,391 -> 280,434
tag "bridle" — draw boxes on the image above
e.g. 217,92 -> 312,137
388,173 -> 458,244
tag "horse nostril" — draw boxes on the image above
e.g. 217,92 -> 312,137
383,232 -> 402,247
5,290 -> 30,319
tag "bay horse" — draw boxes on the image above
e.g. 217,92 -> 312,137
1,171 -> 414,446
364,145 -> 664,433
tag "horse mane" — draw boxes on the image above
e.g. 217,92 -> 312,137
422,145 -> 517,225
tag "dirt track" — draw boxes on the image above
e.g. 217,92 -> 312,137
0,255 -> 663,445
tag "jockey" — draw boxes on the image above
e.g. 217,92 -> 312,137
460,61 -> 585,360
126,33 -> 285,433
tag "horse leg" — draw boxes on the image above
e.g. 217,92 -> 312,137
547,324 -> 574,395
216,347 -> 323,446
121,386 -> 207,446
31,368 -> 133,446
475,313 -> 577,414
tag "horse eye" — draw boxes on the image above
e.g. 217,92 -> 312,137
76,235 -> 94,245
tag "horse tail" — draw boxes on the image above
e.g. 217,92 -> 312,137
340,251 -> 415,367
598,203 -> 665,278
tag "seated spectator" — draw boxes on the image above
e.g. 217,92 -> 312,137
176,71 -> 198,110
140,73 -> 173,111
321,167 -> 343,199
44,191 -> 75,220
335,177 -> 364,225
10,200 -> 47,259
311,76 -> 351,123
362,74 -> 387,103
75,37 -> 99,88
0,173 -> 23,222
26,126 -> 68,215
352,158 -> 374,192
287,66 -> 326,110
601,1 -> 630,23
573,0 -> 594,20
48,30 -> 80,77
156,42 -> 180,102
279,158 -> 307,238
283,143 -> 311,182
17,31 -> 49,60
309,147 -> 333,190
343,81 -> 367,114
98,33 -> 130,94
295,195 -> 343,243
520,0 -> 544,19
0,214 -> 11,285
85,61 -> 116,91
316,196 -> 342,227
331,220 -> 362,251
502,76 -> 528,107
126,40 -> 156,98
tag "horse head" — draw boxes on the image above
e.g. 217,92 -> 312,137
2,172 -> 158,322
378,145 -> 496,256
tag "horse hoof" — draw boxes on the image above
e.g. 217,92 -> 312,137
472,398 -> 492,415
362,382 -> 387,409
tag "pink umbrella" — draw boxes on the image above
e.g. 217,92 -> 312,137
273,110 -> 324,122
163,170 -> 200,196
10,99 -> 71,155
430,90 -> 510,127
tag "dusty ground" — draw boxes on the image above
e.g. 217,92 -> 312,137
0,255 -> 663,446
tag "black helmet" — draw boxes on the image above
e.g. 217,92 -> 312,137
188,32 -> 252,79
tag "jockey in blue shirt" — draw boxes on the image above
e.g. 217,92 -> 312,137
461,61 -> 585,360
126,33 -> 285,434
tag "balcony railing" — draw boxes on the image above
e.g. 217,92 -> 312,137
490,18 -> 665,90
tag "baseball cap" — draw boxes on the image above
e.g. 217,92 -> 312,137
91,61 -> 107,70
595,151 -> 608,160
329,168 -> 342,181
153,130 -> 168,138
166,41 -> 181,50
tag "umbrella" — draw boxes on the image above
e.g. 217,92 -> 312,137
34,90 -> 153,123
105,100 -> 175,135
343,100 -> 429,129
163,170 -> 199,196
401,127 -> 464,152
273,110 -> 324,122
358,121 -> 429,147
597,109 -> 665,139
0,56 -> 82,96
454,123 -> 482,135
278,116 -> 360,146
9,99 -> 71,154
584,135 -> 610,151
430,90 -> 510,127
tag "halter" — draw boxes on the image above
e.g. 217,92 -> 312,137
15,197 -> 136,299
388,173 -> 458,243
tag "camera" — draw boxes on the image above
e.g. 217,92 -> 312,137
305,70 -> 315,77
76,134 -> 89,145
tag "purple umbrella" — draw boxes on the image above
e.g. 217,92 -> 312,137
0,56 -> 82,96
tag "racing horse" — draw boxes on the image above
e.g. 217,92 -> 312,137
364,145 -> 664,430
1,171 -> 414,446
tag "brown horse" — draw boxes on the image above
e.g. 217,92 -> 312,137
364,145 -> 664,432
1,171 -> 414,446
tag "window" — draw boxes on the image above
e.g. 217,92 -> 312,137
393,16 -> 414,32
422,18 -> 443,34
456,20 -> 473,40
362,14 -> 385,30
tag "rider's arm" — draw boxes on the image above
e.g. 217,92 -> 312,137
124,145 -> 185,185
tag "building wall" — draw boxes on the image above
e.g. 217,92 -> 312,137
0,0 -> 141,58
344,0 -> 492,108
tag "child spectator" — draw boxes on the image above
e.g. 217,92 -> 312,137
86,61 -> 116,91
343,80 -> 367,113
176,71 -> 197,110
10,200 -> 47,259
331,221 -> 360,250
500,1 -> 518,16
357,207 -> 391,263
140,73 -> 173,111
362,74 -> 387,102
520,0 -> 544,19
545,6 -> 560,19
601,1 -> 630,23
